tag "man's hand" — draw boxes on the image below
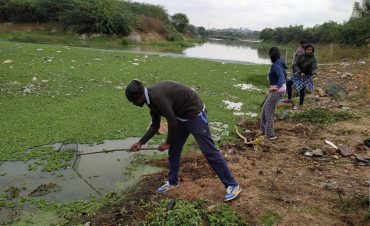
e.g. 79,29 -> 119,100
158,143 -> 170,152
269,86 -> 278,92
130,142 -> 142,152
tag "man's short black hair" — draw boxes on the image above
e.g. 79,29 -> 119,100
125,79 -> 144,101
269,47 -> 281,63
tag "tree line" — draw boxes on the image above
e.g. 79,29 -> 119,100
260,1 -> 370,46
0,0 -> 195,41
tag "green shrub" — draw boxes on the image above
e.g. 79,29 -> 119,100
36,0 -> 72,22
164,24 -> 183,41
207,204 -> 246,226
59,0 -> 132,35
144,200 -> 202,226
126,2 -> 169,22
291,108 -> 353,124
1,0 -> 45,22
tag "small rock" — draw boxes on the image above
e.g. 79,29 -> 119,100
322,145 -> 337,155
338,144 -> 353,157
317,87 -> 326,97
304,151 -> 313,157
227,149 -> 235,155
312,149 -> 324,156
322,181 -> 337,190
333,155 -> 340,159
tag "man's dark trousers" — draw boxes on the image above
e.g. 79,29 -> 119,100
167,111 -> 238,187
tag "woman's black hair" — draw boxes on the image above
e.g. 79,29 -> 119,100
304,44 -> 315,53
300,40 -> 307,45
269,47 -> 280,62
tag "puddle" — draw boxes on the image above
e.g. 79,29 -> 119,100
0,138 -> 162,204
233,83 -> 262,92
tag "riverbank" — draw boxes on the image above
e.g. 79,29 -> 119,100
0,40 -> 267,224
85,59 -> 370,225
0,23 -> 202,53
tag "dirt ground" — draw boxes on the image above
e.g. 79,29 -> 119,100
87,60 -> 370,225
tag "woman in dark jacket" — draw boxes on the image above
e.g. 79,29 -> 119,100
261,47 -> 286,140
284,44 -> 318,109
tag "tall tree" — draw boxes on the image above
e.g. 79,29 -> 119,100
171,13 -> 189,33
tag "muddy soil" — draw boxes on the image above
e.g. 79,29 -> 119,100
86,60 -> 369,225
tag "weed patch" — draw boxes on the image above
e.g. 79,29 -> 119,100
143,199 -> 246,226
291,108 -> 353,124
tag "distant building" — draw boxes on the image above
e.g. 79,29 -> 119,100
351,1 -> 361,18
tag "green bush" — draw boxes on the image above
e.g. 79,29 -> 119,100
126,2 -> 169,22
59,0 -> 132,35
121,37 -> 130,46
36,0 -> 72,22
142,199 -> 246,226
164,24 -> 183,41
207,204 -> 246,226
144,200 -> 202,226
1,0 -> 45,22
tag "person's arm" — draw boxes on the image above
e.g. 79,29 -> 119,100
293,55 -> 303,75
155,100 -> 178,147
311,57 -> 318,76
139,110 -> 161,145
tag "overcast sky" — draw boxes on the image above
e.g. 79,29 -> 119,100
135,0 -> 357,30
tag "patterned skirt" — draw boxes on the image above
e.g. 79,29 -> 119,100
291,74 -> 314,91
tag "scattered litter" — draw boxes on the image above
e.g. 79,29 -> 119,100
325,140 -> 338,150
132,63 -> 139,66
304,151 -> 313,157
233,84 -> 262,91
93,58 -> 102,61
115,86 -> 124,90
356,60 -> 366,65
32,77 -> 37,81
340,62 -> 350,67
2,60 -> 14,64
36,48 -> 43,51
223,100 -> 242,111
41,80 -> 49,83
